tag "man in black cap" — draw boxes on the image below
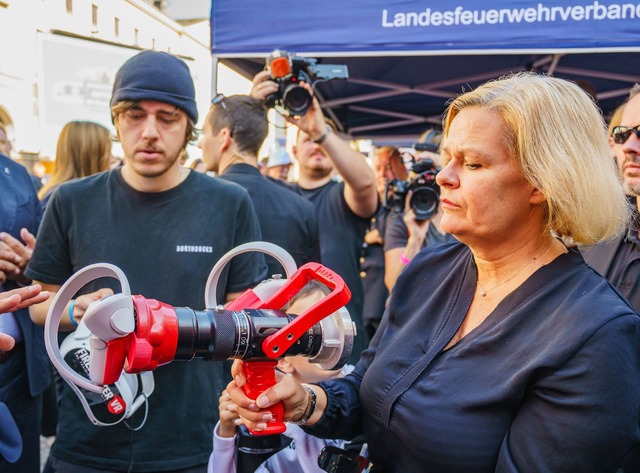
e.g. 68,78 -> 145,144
27,50 -> 267,472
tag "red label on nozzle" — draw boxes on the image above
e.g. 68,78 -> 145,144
107,395 -> 126,414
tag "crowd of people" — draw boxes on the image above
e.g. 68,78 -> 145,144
1,48 -> 640,473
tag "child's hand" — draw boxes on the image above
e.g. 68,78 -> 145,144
218,389 -> 242,438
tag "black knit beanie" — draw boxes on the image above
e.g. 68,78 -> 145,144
110,50 -> 198,123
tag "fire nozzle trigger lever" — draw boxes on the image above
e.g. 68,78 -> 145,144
261,262 -> 351,358
222,260 -> 350,436
83,294 -> 135,385
206,243 -> 352,436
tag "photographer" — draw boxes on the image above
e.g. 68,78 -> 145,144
383,131 -> 455,291
251,69 -> 377,362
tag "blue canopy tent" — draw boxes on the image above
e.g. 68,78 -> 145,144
211,0 -> 640,142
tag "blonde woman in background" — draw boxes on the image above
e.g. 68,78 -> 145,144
38,121 -> 113,206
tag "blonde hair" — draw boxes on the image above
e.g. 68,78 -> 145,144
39,121 -> 111,199
608,102 -> 626,137
442,72 -> 629,246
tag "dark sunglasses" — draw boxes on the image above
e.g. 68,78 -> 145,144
612,125 -> 640,144
212,93 -> 234,137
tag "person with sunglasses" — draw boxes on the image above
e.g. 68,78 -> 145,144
199,93 -> 320,277
582,86 -> 640,472
583,90 -> 640,309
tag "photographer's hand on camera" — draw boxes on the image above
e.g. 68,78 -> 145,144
250,70 -> 280,102
383,192 -> 432,291
278,81 -> 327,139
402,193 -> 431,261
227,359 -> 327,431
251,74 -> 330,146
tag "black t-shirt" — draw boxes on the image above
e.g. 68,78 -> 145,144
26,169 -> 267,471
289,180 -> 369,361
221,164 -> 321,277
582,226 -> 640,312
582,197 -> 640,311
360,205 -> 391,343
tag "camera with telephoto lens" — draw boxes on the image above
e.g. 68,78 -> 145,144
384,156 -> 441,221
265,49 -> 348,116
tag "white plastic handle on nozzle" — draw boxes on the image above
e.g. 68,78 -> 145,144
204,241 -> 297,308
44,263 -> 132,394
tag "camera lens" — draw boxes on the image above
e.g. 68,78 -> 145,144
410,187 -> 439,221
282,84 -> 311,116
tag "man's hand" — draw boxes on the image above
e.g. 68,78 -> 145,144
282,82 -> 326,140
250,70 -> 279,101
70,288 -> 115,326
0,229 -> 36,284
0,285 -> 49,313
251,72 -> 327,140
403,202 -> 431,244
0,285 -> 50,350
0,332 -> 14,351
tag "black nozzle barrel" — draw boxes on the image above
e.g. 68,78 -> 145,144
172,308 -> 323,362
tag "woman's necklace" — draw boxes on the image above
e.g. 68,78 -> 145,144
476,244 -> 553,297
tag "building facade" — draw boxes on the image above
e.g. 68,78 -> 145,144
0,0 -> 212,167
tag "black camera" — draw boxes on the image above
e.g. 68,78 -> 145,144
265,49 -> 348,116
383,158 -> 441,221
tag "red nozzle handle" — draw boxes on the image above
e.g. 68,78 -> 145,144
242,361 -> 286,435
101,336 -> 132,385
261,263 -> 351,358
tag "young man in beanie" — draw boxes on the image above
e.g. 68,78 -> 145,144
26,50 -> 267,472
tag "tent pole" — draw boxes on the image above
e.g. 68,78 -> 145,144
211,56 -> 219,95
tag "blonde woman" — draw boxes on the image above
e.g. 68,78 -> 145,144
38,121 -> 112,206
229,73 -> 639,472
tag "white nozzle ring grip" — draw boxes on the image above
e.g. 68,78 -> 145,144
44,263 -> 132,394
204,241 -> 297,308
